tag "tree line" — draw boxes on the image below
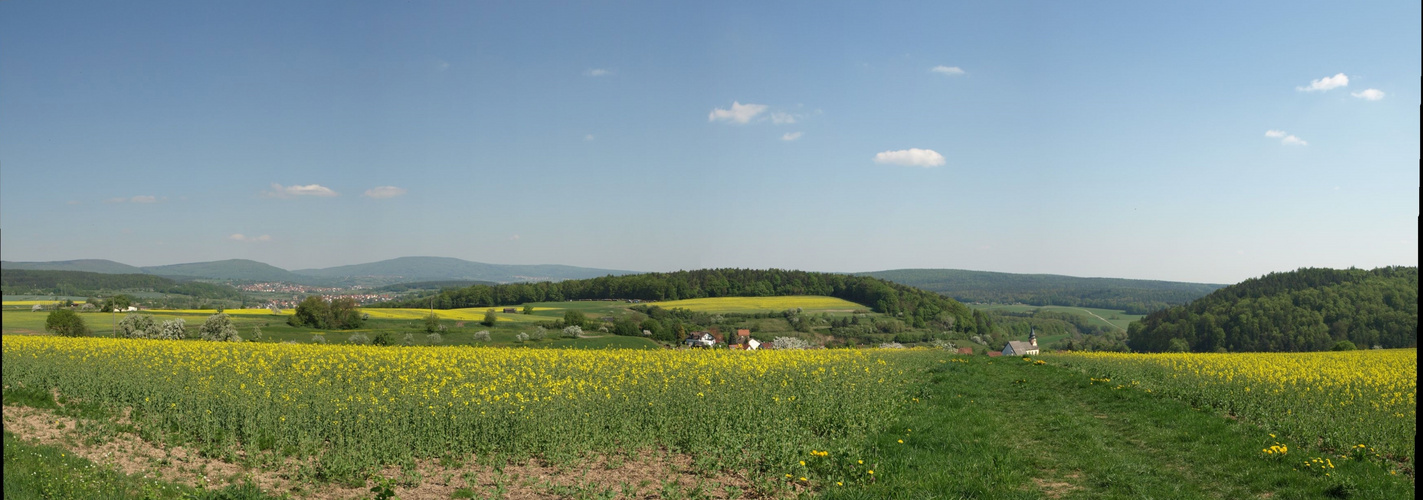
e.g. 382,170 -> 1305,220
1127,267 -> 1417,353
377,269 -> 975,330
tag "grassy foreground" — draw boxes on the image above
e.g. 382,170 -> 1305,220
825,354 -> 1413,499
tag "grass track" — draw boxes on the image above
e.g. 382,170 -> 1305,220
826,354 -> 1412,499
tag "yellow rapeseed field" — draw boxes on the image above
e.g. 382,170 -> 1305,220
1046,349 -> 1416,462
641,296 -> 865,313
153,307 -> 546,323
2,336 -> 919,483
2,300 -> 65,306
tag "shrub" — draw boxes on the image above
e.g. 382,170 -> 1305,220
426,333 -> 443,345
117,313 -> 157,339
311,334 -> 327,344
402,333 -> 416,346
199,313 -> 242,342
481,309 -> 497,327
156,318 -> 187,340
472,330 -> 492,342
348,333 -> 370,345
878,342 -> 906,349
44,309 -> 89,337
514,332 -> 529,343
562,325 -> 583,338
771,336 -> 815,350
1331,340 -> 1357,351
371,332 -> 395,346
530,327 -> 547,341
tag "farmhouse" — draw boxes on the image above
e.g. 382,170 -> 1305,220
1002,329 -> 1040,356
684,331 -> 716,348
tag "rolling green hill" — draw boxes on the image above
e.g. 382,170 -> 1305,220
1127,267 -> 1418,353
293,256 -> 637,284
862,268 -> 1224,314
1,259 -> 144,274
140,259 -> 313,283
1,269 -> 242,300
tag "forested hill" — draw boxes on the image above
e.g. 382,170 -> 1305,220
862,269 -> 1223,314
1,269 -> 242,300
1127,267 -> 1417,353
379,268 -> 974,329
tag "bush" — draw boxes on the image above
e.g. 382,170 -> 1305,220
530,327 -> 547,341
348,333 -> 370,345
481,309 -> 498,327
44,309 -> 89,337
199,313 -> 242,342
878,342 -> 906,349
1331,340 -> 1357,351
116,313 -> 156,339
563,310 -> 586,328
514,332 -> 529,343
426,333 -> 443,345
562,325 -> 583,338
472,330 -> 492,342
156,318 -> 187,340
424,314 -> 440,333
371,332 -> 395,346
311,334 -> 327,344
771,336 -> 815,350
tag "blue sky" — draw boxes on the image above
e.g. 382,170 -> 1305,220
2,1 -> 1418,283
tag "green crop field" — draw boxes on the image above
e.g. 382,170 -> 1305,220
641,296 -> 866,314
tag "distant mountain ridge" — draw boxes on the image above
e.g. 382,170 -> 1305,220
291,256 -> 637,284
2,257 -> 637,285
861,268 -> 1225,314
1,259 -> 144,275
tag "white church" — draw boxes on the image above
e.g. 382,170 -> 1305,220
1002,328 -> 1040,356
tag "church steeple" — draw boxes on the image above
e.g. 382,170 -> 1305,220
1029,327 -> 1037,347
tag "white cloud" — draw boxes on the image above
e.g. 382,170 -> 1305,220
584,134 -> 595,142
228,234 -> 273,243
105,195 -> 161,204
873,148 -> 946,167
1297,73 -> 1349,92
930,65 -> 965,76
436,59 -> 450,71
585,68 -> 613,77
1265,130 -> 1307,146
264,183 -> 338,198
362,186 -> 407,199
708,101 -> 768,124
509,234 -> 521,241
771,112 -> 797,124
1351,88 -> 1385,101
781,132 -> 803,141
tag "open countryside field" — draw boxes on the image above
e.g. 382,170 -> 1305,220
2,333 -> 1414,499
968,303 -> 1144,331
641,296 -> 867,314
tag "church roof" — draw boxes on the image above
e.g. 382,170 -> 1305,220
1004,341 -> 1039,355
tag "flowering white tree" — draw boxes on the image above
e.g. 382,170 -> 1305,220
155,318 -> 186,340
117,313 -> 157,339
562,325 -> 583,338
199,313 -> 241,342
473,330 -> 492,342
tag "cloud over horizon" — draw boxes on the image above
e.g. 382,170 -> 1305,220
930,65 -> 965,76
585,68 -> 613,77
873,148 -> 946,167
104,195 -> 161,204
1297,73 -> 1349,92
228,233 -> 273,242
781,131 -> 803,141
363,186 -> 408,199
708,101 -> 768,124
1351,88 -> 1385,101
264,183 -> 338,198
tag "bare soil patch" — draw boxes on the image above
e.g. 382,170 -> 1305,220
3,404 -> 758,499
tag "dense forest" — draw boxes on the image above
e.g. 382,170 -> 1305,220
380,268 -> 975,330
1127,267 -> 1417,352
863,269 -> 1223,314
1,269 -> 242,300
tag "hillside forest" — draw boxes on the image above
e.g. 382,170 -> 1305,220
1128,267 -> 1417,352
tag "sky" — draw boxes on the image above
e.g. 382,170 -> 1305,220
1,1 -> 1418,284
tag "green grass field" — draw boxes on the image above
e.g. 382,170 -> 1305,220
968,303 -> 1144,331
641,296 -> 866,314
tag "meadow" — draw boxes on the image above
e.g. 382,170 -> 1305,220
967,303 -> 1143,331
639,296 -> 867,314
1044,349 -> 1417,464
